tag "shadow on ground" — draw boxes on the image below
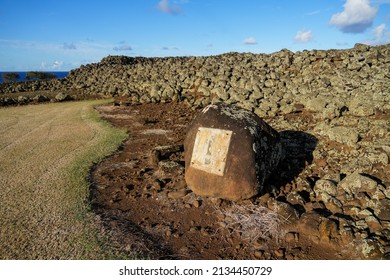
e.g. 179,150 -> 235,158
264,130 -> 318,194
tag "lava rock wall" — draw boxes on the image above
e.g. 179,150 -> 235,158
2,43 -> 389,116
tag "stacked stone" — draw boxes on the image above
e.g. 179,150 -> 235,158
2,43 -> 389,114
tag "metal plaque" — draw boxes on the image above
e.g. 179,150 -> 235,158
190,127 -> 233,176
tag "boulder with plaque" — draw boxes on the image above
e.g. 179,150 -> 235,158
184,103 -> 282,201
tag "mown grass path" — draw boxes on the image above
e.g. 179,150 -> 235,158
0,100 -> 127,259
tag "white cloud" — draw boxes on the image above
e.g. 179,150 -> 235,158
40,60 -> 64,70
63,42 -> 76,50
364,23 -> 390,45
157,0 -> 181,15
53,60 -> 64,68
305,10 -> 321,16
113,44 -> 132,52
294,30 -> 313,43
243,37 -> 257,45
373,23 -> 386,38
330,0 -> 378,33
336,42 -> 350,46
161,46 -> 179,50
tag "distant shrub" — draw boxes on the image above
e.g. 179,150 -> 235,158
2,72 -> 20,82
26,71 -> 57,81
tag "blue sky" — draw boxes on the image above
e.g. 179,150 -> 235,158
0,0 -> 389,71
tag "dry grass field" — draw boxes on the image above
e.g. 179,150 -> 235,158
0,100 -> 127,259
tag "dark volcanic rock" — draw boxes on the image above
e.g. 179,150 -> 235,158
184,102 -> 282,201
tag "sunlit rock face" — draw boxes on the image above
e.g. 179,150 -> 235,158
184,103 -> 282,201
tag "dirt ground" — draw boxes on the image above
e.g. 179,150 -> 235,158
90,101 -> 389,260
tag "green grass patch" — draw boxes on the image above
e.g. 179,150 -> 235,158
64,100 -> 128,259
0,99 -> 129,259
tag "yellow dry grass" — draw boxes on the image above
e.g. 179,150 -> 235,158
0,100 -> 127,259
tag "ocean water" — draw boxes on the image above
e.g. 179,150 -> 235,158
0,71 -> 69,83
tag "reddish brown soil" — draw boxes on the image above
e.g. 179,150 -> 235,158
89,102 -> 366,260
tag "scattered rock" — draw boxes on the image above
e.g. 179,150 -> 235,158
374,199 -> 390,221
319,219 -> 338,242
269,201 -> 300,224
314,179 -> 338,198
339,172 -> 378,196
33,94 -> 49,102
327,126 -> 360,146
167,189 -> 188,199
298,211 -> 322,237
158,160 -> 184,174
358,239 -> 385,259
254,250 -> 263,259
55,92 -> 72,102
365,216 -> 382,233
193,200 -> 201,208
151,144 -> 183,165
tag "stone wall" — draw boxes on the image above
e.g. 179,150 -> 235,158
1,43 -> 389,115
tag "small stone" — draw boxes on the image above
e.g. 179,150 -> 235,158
314,179 -> 338,197
167,189 -> 188,199
339,172 -> 378,196
17,96 -> 29,103
200,228 -> 210,237
316,159 -> 327,167
151,180 -> 162,191
372,189 -> 386,200
344,206 -> 361,217
254,250 -> 263,259
358,239 -> 384,259
298,212 -> 322,237
303,201 -> 325,212
285,232 -> 296,243
357,209 -> 373,219
365,216 -> 382,233
151,145 -> 182,165
324,197 -> 343,214
175,179 -> 187,189
286,192 -> 305,206
286,254 -> 294,260
339,228 -> 355,245
315,124 -> 359,146
355,219 -> 368,230
322,173 -> 342,183
258,193 -> 271,206
33,94 -> 49,102
55,92 -> 72,102
374,199 -> 390,221
269,201 -> 300,224
189,226 -> 198,233
159,160 -> 184,174
274,249 -> 285,258
193,200 -> 201,208
319,219 -> 338,242
305,97 -> 327,112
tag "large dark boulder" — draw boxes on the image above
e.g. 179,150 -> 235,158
184,103 -> 282,201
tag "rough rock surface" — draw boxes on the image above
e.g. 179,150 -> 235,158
1,43 -> 389,259
89,102 -> 389,260
184,103 -> 282,201
1,43 -> 389,114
